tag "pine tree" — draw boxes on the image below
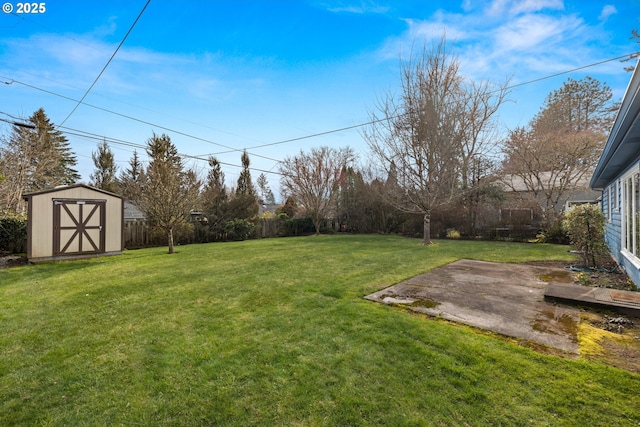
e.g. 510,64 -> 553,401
119,150 -> 144,200
228,150 -> 258,220
28,108 -> 80,188
0,108 -> 79,213
202,156 -> 228,235
90,140 -> 119,193
236,150 -> 256,197
256,173 -> 275,205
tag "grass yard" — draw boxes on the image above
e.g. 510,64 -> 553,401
1,235 -> 639,426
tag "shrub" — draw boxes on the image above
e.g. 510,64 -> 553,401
283,217 -> 315,236
537,218 -> 569,244
562,204 -> 608,268
446,229 -> 461,239
224,219 -> 255,241
0,216 -> 27,254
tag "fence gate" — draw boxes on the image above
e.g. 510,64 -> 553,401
53,199 -> 106,256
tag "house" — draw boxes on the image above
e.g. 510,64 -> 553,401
590,61 -> 640,288
22,184 -> 123,262
123,200 -> 145,221
500,172 -> 600,213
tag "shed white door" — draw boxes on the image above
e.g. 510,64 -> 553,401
53,199 -> 106,256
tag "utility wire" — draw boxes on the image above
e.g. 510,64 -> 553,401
2,51 -> 638,164
58,0 -> 151,127
0,76 -> 281,163
1,109 -> 282,176
56,123 -> 284,176
209,51 -> 640,154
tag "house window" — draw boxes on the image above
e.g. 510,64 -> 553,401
622,171 -> 640,260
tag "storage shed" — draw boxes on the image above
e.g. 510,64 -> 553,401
22,184 -> 124,262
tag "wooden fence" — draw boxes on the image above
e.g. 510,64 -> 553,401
123,221 -> 153,249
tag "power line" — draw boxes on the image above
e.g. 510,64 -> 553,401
506,53 -> 638,90
0,76 -> 282,163
58,0 -> 151,127
3,50 -> 637,163
0,116 -> 35,129
209,51 -> 640,154
1,110 -> 283,176
56,123 -> 284,176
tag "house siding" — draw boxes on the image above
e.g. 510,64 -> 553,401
590,61 -> 640,289
604,191 -> 622,265
601,162 -> 640,288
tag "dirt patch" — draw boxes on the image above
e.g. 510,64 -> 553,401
0,255 -> 27,269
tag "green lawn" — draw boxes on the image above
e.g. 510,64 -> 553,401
1,235 -> 638,426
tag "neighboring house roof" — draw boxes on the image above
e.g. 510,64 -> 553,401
499,173 -> 599,212
500,172 -> 591,192
258,203 -> 278,217
591,61 -> 640,190
124,200 -> 145,221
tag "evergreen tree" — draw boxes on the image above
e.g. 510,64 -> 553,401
0,108 -> 79,213
90,140 -> 119,193
256,173 -> 276,205
29,108 -> 80,188
236,150 -> 256,197
229,150 -> 258,220
202,156 -> 229,237
119,150 -> 144,200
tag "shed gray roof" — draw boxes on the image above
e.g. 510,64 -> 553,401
590,60 -> 640,190
23,183 -> 122,200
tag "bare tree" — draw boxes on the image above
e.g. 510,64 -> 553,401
279,146 -> 355,235
502,77 -> 615,227
363,36 -> 509,244
622,29 -> 640,72
137,133 -> 201,254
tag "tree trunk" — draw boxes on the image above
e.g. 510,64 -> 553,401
167,226 -> 175,254
312,212 -> 321,235
422,211 -> 432,245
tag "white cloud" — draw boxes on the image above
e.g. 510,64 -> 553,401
598,5 -> 617,21
322,1 -> 389,14
493,14 -> 582,52
486,0 -> 564,17
371,0 -> 611,86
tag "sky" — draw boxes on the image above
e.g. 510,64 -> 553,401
1,0 -> 639,201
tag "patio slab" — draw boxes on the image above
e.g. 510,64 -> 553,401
364,259 -> 581,353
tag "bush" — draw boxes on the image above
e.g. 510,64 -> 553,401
224,219 -> 255,241
562,204 -> 608,268
446,229 -> 461,239
0,216 -> 27,254
283,217 -> 315,236
536,219 -> 569,244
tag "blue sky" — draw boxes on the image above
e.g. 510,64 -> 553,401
1,0 -> 639,200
